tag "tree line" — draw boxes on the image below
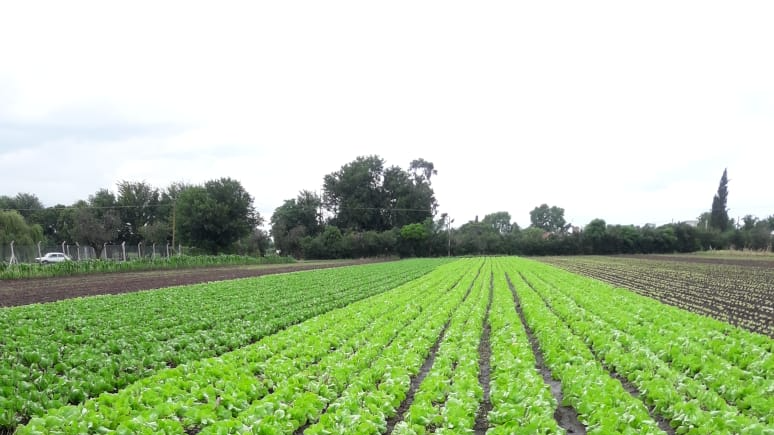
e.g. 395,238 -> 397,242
2,162 -> 772,259
0,178 -> 267,257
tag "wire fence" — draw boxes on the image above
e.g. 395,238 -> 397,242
1,242 -> 188,264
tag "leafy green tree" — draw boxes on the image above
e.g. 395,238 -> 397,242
583,218 -> 608,254
68,199 -> 121,259
176,178 -> 260,254
529,204 -> 568,233
138,221 -> 171,246
270,190 -> 322,257
710,168 -> 730,232
234,228 -> 271,257
323,156 -> 437,232
0,210 -> 44,246
409,158 -> 437,182
116,181 -> 161,244
383,165 -> 436,228
324,155 -> 387,231
481,211 -> 512,235
399,222 -> 429,257
302,226 -> 345,259
2,193 -> 45,222
741,215 -> 757,231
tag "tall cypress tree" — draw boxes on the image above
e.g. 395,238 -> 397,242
710,168 -> 730,231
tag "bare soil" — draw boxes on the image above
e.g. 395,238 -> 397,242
625,253 -> 774,268
473,272 -> 493,435
508,273 -> 587,435
0,259 -> 386,307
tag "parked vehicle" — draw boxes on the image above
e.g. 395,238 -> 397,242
34,252 -> 72,264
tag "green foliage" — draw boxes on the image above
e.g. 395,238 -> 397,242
529,204 -> 567,233
116,181 -> 161,244
0,210 -> 44,246
481,211 -> 512,235
0,254 -> 293,280
176,178 -> 260,254
270,190 -> 322,258
322,155 -> 437,232
8,259 -> 451,433
69,204 -> 121,258
517,258 -> 773,432
710,168 -> 731,232
399,222 -> 430,257
3,259 -> 448,432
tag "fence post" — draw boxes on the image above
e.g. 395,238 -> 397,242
121,241 -> 126,261
75,242 -> 81,261
178,244 -> 182,256
152,243 -> 156,259
37,241 -> 42,259
166,243 -> 170,258
9,241 -> 18,265
61,241 -> 66,254
103,242 -> 108,260
138,242 -> 143,259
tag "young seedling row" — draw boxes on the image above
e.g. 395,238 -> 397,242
4,257 -> 772,434
541,256 -> 773,336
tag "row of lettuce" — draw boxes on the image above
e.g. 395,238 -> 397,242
0,259 -> 449,431
518,261 -> 772,432
5,257 -> 772,434
0,255 -> 296,280
12,259 -> 481,434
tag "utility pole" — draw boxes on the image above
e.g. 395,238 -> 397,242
447,215 -> 454,257
171,201 -> 176,250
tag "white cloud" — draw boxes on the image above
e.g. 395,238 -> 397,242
1,1 -> 772,228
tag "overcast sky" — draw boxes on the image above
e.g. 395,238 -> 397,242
1,1 -> 772,228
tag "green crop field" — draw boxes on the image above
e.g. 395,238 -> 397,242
2,257 -> 772,435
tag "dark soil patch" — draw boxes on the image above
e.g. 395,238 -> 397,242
624,254 -> 774,268
0,259 -> 388,307
473,272 -> 494,435
385,319 -> 451,434
506,273 -> 587,435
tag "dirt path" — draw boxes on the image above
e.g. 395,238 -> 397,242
0,259 -> 387,307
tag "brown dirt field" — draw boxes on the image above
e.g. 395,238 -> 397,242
0,259 -> 388,308
624,253 -> 774,268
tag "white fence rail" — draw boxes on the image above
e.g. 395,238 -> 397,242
1,241 -> 187,264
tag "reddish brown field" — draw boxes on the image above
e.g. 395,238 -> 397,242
0,259 -> 386,307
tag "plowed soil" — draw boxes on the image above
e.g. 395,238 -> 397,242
0,259 -> 387,308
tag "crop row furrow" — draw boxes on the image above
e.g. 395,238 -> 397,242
231,259 -> 484,435
484,261 -> 564,435
390,262 -> 490,435
505,264 -> 665,435
519,267 -> 769,433
1,259 -> 448,431
16,259 -> 481,434
530,266 -> 773,423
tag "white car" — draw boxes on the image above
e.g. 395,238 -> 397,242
35,252 -> 72,264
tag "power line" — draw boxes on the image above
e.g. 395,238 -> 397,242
1,205 -> 433,213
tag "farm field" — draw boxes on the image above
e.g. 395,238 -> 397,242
3,257 -> 773,434
0,259 -> 448,433
0,259 -> 390,308
539,255 -> 774,336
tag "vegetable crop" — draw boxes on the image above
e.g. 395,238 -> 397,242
7,257 -> 773,435
0,259 -> 447,432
